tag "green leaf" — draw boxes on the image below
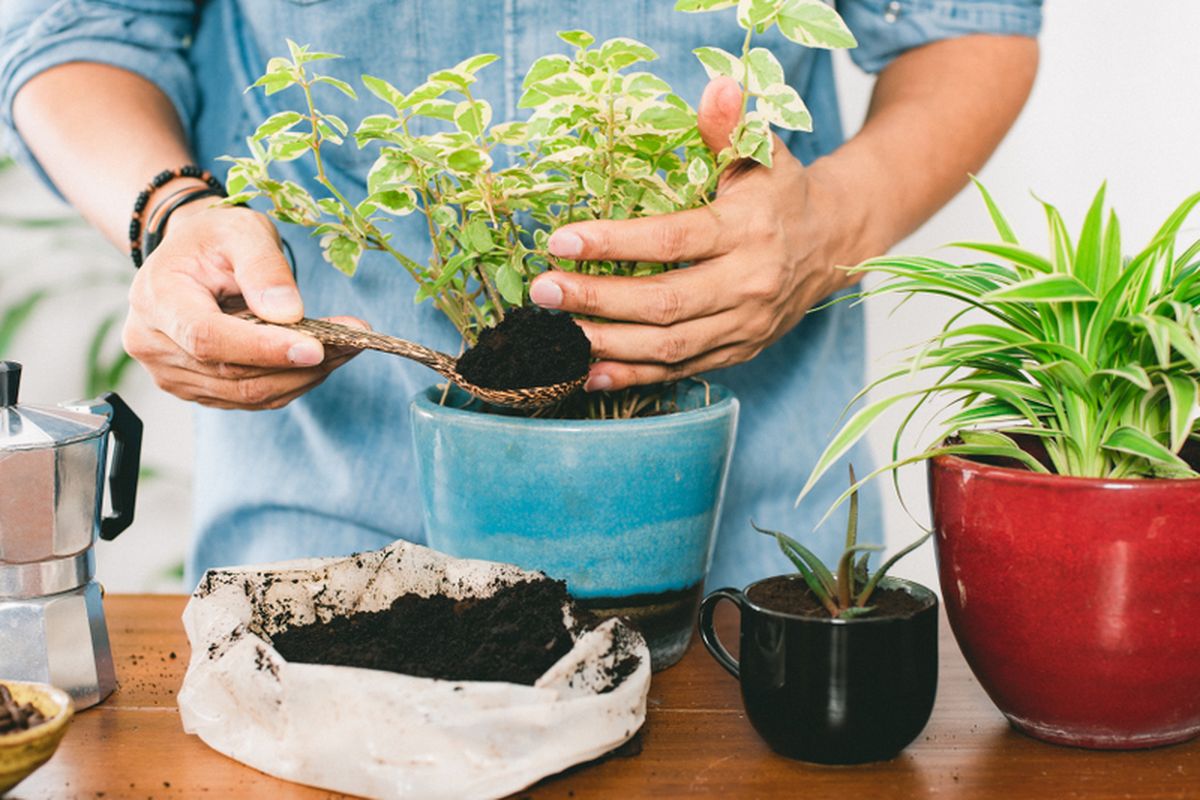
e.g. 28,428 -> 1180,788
557,30 -> 596,49
674,0 -> 738,11
313,75 -> 357,99
638,105 -> 696,131
953,242 -> 1053,275
446,148 -> 491,173
454,100 -> 492,137
969,177 -> 1018,245
737,0 -> 778,30
776,0 -> 858,49
370,188 -> 417,216
361,74 -> 405,110
495,261 -> 525,304
752,523 -> 836,601
465,218 -> 495,253
522,54 -> 572,89
687,157 -> 711,186
454,53 -> 500,75
599,37 -> 658,70
982,274 -> 1097,303
1163,373 -> 1200,453
250,70 -> 295,96
324,235 -> 363,276
756,86 -> 812,131
1103,426 -> 1192,471
692,47 -> 745,83
745,48 -> 783,94
582,170 -> 606,197
252,111 -> 304,141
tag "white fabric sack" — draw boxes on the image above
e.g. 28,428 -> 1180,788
177,540 -> 650,800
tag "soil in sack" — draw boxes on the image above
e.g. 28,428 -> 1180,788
270,577 -> 580,685
455,307 -> 590,390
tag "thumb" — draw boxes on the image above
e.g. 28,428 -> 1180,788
227,224 -> 305,324
698,76 -> 744,155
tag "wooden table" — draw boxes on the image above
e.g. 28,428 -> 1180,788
9,595 -> 1199,799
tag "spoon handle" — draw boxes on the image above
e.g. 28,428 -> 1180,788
247,316 -> 458,377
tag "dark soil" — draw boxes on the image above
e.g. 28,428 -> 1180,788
455,306 -> 590,390
0,683 -> 48,734
269,578 -> 577,685
747,575 -> 929,620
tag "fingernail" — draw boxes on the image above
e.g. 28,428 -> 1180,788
287,340 -> 323,366
530,277 -> 564,309
548,230 -> 584,258
585,373 -> 613,392
259,286 -> 303,319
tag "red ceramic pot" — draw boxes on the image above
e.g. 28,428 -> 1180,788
929,452 -> 1200,749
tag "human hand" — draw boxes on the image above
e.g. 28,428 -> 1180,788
122,203 -> 366,409
529,77 -> 860,392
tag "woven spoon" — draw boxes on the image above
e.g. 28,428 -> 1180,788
244,315 -> 585,409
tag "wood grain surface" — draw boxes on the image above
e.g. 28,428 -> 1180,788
7,595 -> 1198,799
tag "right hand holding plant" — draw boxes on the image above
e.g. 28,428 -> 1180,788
121,203 -> 366,409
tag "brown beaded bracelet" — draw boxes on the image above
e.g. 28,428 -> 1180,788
129,165 -> 225,268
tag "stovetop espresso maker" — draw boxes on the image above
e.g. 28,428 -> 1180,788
0,360 -> 142,708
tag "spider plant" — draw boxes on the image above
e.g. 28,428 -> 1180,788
800,180 -> 1200,515
755,467 -> 929,619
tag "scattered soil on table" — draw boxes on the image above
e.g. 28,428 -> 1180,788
0,683 -> 48,734
269,577 -> 576,685
747,575 -> 929,619
455,306 -> 590,390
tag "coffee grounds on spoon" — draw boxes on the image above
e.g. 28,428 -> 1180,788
455,307 -> 590,390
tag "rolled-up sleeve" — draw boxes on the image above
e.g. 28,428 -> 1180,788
0,0 -> 197,187
838,0 -> 1043,74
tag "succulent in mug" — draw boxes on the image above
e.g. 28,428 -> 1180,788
755,467 -> 929,619
800,181 -> 1200,516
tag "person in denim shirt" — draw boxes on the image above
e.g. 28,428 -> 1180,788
0,1 -> 1041,589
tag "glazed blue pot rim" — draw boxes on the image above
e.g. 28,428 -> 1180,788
411,382 -> 738,432
739,575 -> 938,625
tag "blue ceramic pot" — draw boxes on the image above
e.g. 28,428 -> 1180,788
410,383 -> 739,669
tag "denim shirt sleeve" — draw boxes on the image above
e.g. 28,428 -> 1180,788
0,0 -> 197,190
837,0 -> 1043,74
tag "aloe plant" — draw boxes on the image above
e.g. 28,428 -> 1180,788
755,467 -> 928,619
800,181 -> 1200,517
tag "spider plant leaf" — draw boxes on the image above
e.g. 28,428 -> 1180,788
1038,195 -> 1076,273
982,274 -> 1097,303
1102,426 -> 1192,472
0,288 -> 51,357
796,391 -> 911,504
1074,183 -> 1107,291
1090,365 -> 1152,392
1024,359 -> 1091,398
969,176 -> 1019,244
1163,373 -> 1200,453
949,242 -> 1053,276
1098,209 -> 1124,295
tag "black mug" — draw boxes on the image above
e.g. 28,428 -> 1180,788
699,577 -> 938,764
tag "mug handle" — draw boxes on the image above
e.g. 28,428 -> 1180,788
698,587 -> 743,679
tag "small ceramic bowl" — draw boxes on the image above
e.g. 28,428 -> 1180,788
0,681 -> 74,797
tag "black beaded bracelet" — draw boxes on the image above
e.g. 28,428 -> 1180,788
141,187 -> 227,261
129,165 -> 225,268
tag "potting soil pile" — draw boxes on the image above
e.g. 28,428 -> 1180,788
177,540 -> 650,800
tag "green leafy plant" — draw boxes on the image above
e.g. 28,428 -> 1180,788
755,467 -> 928,619
220,0 -> 855,415
800,181 -> 1200,517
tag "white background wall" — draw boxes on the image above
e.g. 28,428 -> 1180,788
2,1 -> 1199,593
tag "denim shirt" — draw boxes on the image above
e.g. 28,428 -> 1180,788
1,0 -> 1041,590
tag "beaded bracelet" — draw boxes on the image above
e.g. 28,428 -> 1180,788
141,187 -> 227,261
129,165 -> 224,268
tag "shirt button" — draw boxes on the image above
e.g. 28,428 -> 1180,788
884,0 -> 901,23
